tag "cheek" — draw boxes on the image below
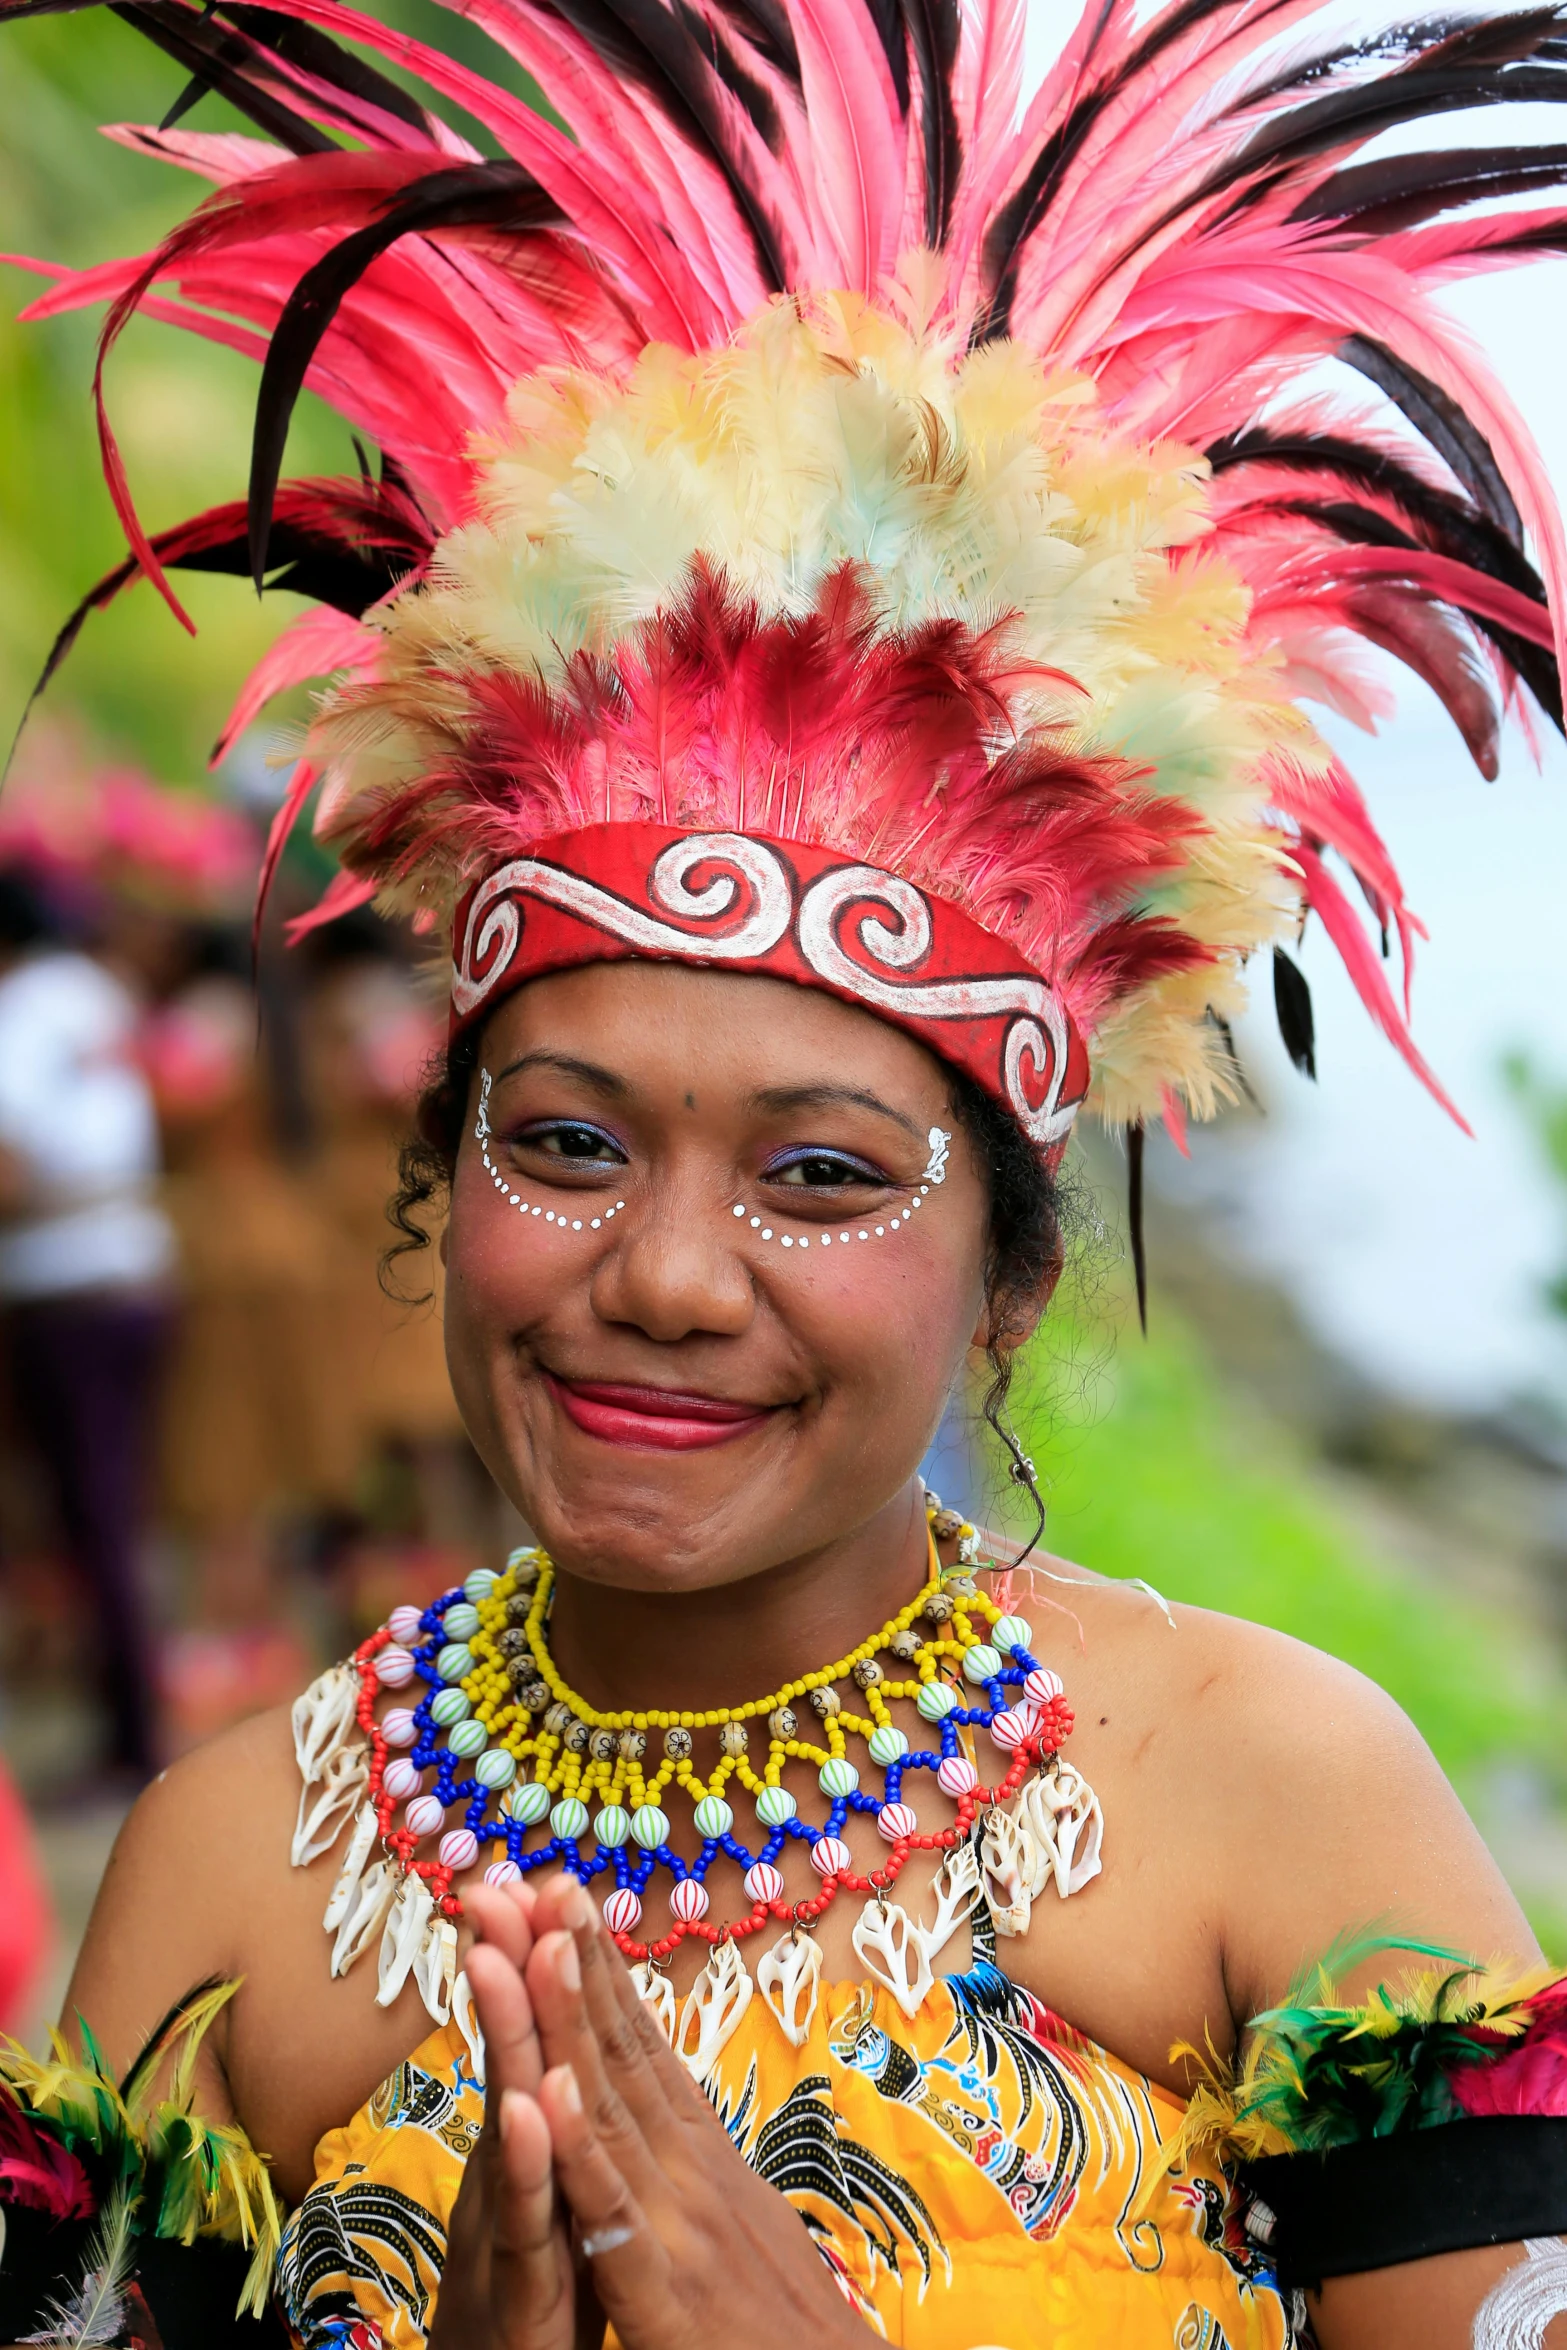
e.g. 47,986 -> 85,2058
782,1228 -> 977,1409
441,1173 -> 585,1355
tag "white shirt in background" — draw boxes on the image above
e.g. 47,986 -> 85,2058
0,949 -> 174,1303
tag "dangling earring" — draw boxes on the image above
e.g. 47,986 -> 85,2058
983,1395 -> 1046,1564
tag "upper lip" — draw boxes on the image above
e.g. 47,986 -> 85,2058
545,1375 -> 778,1422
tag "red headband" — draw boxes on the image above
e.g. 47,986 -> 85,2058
450,824 -> 1088,1153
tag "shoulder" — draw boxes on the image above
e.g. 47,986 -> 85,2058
1000,1565 -> 1536,2023
1120,1591 -> 1536,2016
72,1705 -> 300,1997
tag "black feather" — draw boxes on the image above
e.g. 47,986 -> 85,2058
1273,945 -> 1317,1080
1205,425 -> 1546,601
119,1977 -> 230,2107
109,0 -> 339,154
7,476 -> 429,783
1150,13 -> 1567,244
1340,334 -> 1525,544
1268,493 -> 1563,728
1127,1119 -> 1148,1334
248,162 -> 559,587
976,0 -> 1293,338
541,0 -> 792,289
222,1 -> 436,135
1291,139 -> 1567,232
899,0 -> 961,244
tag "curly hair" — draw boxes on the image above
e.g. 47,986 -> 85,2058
387,1024 -> 1062,1548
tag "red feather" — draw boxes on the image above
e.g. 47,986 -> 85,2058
0,2092 -> 95,2222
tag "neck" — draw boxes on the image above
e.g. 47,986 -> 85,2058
545,1481 -> 934,1713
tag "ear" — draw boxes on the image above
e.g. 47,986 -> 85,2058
968,1227 -> 1064,1356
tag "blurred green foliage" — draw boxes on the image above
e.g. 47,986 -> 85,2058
0,15 -> 347,783
1018,1290 -> 1567,1955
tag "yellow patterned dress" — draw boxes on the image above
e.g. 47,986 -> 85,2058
276,1934 -> 1293,2350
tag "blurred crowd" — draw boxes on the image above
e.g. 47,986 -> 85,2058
0,726 -> 505,1840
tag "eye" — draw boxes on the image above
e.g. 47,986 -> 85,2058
764,1149 -> 890,1191
511,1120 -> 628,1166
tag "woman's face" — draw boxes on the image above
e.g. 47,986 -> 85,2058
442,961 -> 1005,1593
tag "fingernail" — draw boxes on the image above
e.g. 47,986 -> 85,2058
557,1933 -> 581,1992
559,1879 -> 590,1931
500,2087 -> 528,2143
550,2064 -> 582,2117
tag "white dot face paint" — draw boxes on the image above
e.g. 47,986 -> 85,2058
481,1066 -> 952,1263
476,1067 -> 622,1243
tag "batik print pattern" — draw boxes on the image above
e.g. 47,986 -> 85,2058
278,1953 -> 1294,2350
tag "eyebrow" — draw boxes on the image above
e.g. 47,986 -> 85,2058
491,1049 -> 630,1100
745,1082 -> 922,1142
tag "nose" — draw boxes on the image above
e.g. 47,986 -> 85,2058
589,1176 -> 756,1342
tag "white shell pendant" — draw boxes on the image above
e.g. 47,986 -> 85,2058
452,1970 -> 486,2085
852,1899 -> 933,2018
920,1835 -> 982,1963
676,1939 -> 753,2080
1022,1761 -> 1105,1899
415,1915 -> 460,2026
292,1745 -> 370,1867
758,1930 -> 824,2047
322,1801 -> 379,1932
978,1806 -> 1034,1939
377,1872 -> 436,2008
331,1857 -> 399,1979
631,1963 -> 677,2043
293,1663 -> 360,1787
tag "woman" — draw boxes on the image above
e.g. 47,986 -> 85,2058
2,0 -> 1566,2339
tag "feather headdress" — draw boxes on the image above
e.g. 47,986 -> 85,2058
5,0 -> 1567,1141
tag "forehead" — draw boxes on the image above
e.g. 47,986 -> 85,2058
479,959 -> 952,1105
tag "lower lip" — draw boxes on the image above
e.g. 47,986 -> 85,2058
546,1378 -> 775,1451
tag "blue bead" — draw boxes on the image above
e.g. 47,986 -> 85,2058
884,1766 -> 904,1799
762,1831 -> 786,1863
699,1838 -> 720,1860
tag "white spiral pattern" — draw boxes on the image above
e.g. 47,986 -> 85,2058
452,833 -> 793,1017
796,866 -> 1078,1145
453,837 -> 1081,1147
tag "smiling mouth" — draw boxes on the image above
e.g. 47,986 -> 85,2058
544,1374 -> 779,1452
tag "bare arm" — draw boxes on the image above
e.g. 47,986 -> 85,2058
1207,1619 -> 1556,2349
61,1704 -> 435,2200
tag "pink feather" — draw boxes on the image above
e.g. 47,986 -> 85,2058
1453,1979 -> 1567,2119
0,2093 -> 94,2222
1291,840 -> 1470,1133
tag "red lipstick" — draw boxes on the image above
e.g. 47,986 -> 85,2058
546,1375 -> 775,1451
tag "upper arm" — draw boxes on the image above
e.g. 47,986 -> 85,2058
61,1705 -> 299,2121
1206,1620 -> 1537,2022
1192,1622 -> 1555,2344
1312,2242 -> 1567,2348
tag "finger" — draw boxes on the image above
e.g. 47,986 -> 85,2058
589,1909 -> 720,2127
490,2086 -> 574,2349
467,1939 -> 547,2101
467,1877 -> 538,1971
526,1928 -> 664,2203
539,2064 -> 661,2314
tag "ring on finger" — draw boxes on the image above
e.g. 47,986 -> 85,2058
579,2223 -> 637,2260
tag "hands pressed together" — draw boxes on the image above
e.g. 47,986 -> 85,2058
428,1875 -> 872,2350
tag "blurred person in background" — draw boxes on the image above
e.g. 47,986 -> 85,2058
0,862 -> 173,1782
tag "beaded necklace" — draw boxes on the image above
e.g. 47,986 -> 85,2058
352,1498 -> 1078,1969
